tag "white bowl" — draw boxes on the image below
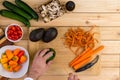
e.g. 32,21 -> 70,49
5,24 -> 23,42
0,45 -> 29,78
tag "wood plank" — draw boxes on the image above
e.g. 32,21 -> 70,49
101,41 -> 120,55
1,0 -> 120,12
101,55 -> 120,68
29,26 -> 101,75
61,0 -> 120,13
1,13 -> 120,27
39,68 -> 119,80
100,27 -> 120,41
14,40 -> 28,50
40,68 -> 120,80
8,68 -> 119,80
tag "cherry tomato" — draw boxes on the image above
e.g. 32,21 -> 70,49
16,27 -> 21,31
11,26 -> 16,31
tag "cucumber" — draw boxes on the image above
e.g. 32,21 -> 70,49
15,0 -> 39,20
0,10 -> 30,27
3,1 -> 32,20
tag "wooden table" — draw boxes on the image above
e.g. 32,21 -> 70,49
0,0 -> 120,80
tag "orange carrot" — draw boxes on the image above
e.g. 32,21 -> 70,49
69,47 -> 91,66
70,45 -> 104,67
92,45 -> 104,55
73,57 -> 92,70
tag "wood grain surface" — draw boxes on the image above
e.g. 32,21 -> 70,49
0,0 -> 119,80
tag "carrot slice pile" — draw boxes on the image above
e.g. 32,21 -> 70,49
64,26 -> 97,55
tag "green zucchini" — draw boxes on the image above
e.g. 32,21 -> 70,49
15,0 -> 39,20
0,10 -> 30,27
45,48 -> 56,63
3,1 -> 32,20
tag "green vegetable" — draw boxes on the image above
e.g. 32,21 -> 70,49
0,10 -> 30,27
45,48 -> 56,63
3,1 -> 32,20
15,0 -> 39,20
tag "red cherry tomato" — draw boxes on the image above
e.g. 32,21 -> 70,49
11,26 -> 16,31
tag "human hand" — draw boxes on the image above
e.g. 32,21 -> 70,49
28,48 -> 53,80
68,73 -> 80,80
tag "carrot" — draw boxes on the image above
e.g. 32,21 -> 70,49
73,57 -> 92,70
69,47 -> 91,66
6,49 -> 14,60
70,45 -> 104,67
92,45 -> 104,55
13,48 -> 20,56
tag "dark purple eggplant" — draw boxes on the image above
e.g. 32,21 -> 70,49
75,55 -> 99,72
42,27 -> 58,43
29,28 -> 45,42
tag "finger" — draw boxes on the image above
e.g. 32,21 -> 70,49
74,75 -> 79,80
43,51 -> 53,60
47,60 -> 53,66
68,77 -> 71,80
69,73 -> 74,80
39,48 -> 50,57
34,49 -> 42,58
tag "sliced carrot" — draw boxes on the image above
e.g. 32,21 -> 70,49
73,57 -> 92,70
64,26 -> 96,55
